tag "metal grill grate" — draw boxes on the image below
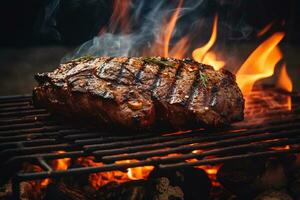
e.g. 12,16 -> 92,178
0,88 -> 300,199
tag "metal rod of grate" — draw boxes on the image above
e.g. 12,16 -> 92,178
0,90 -> 299,200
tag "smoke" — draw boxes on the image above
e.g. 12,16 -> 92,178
61,0 -> 205,63
34,0 -> 61,43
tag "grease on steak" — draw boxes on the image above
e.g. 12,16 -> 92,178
33,56 -> 244,131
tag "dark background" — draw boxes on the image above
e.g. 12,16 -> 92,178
0,0 -> 299,95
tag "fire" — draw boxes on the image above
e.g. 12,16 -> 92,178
162,0 -> 184,57
53,151 -> 71,170
106,0 -> 131,33
77,157 -> 153,189
40,178 -> 50,188
257,21 -> 274,37
197,165 -> 221,187
236,32 -> 285,96
26,2 -> 296,195
271,145 -> 290,151
276,63 -> 293,110
192,15 -> 225,70
150,0 -> 184,57
187,149 -> 221,186
39,151 -> 71,188
169,36 -> 190,59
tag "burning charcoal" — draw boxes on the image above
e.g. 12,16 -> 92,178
152,177 -> 183,200
257,158 -> 287,191
149,167 -> 211,200
0,182 -> 12,200
217,158 -> 287,199
254,190 -> 293,200
43,182 -> 94,200
20,181 -> 43,200
96,180 -> 148,200
95,178 -> 183,200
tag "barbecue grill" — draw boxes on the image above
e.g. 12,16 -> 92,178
0,87 -> 299,199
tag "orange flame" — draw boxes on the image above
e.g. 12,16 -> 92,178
169,36 -> 190,59
53,151 -> 71,170
150,0 -> 184,57
77,157 -> 153,189
40,178 -> 50,188
187,149 -> 220,186
271,144 -> 290,151
277,64 -> 293,110
236,32 -> 285,96
197,165 -> 221,187
39,151 -> 71,188
192,15 -> 225,70
257,21 -> 274,37
103,0 -> 131,34
163,0 -> 184,57
202,51 -> 225,70
121,160 -> 154,180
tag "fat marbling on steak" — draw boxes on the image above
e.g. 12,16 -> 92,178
33,56 -> 244,131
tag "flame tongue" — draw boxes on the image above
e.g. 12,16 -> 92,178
192,15 -> 218,62
236,32 -> 285,96
108,0 -> 131,33
192,15 -> 225,70
150,0 -> 184,57
277,63 -> 293,110
277,63 -> 293,93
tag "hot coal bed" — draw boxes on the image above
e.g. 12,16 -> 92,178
0,86 -> 299,200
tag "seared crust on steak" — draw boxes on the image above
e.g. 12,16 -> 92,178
33,56 -> 244,131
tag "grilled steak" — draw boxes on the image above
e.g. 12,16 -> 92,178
33,56 -> 244,131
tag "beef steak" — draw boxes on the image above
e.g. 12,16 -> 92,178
33,56 -> 244,131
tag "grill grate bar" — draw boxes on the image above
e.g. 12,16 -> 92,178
0,109 -> 48,118
0,95 -> 31,103
152,134 -> 300,164
0,90 -> 299,193
100,128 -> 300,162
90,119 -> 300,153
0,121 -> 60,131
37,157 -> 53,172
0,105 -> 36,113
0,114 -> 51,126
16,147 -> 300,181
0,102 -> 30,109
92,121 -> 300,159
159,148 -> 300,169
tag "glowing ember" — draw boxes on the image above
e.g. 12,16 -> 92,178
197,165 -> 221,187
39,151 -> 71,188
236,32 -> 285,96
277,64 -> 293,110
271,145 -> 290,151
192,15 -> 225,70
40,178 -> 50,188
77,157 -> 153,189
53,151 -> 71,170
185,149 -> 220,186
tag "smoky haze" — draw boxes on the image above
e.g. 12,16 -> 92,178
61,0 -> 209,62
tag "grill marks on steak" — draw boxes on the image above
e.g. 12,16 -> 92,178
33,56 -> 244,131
